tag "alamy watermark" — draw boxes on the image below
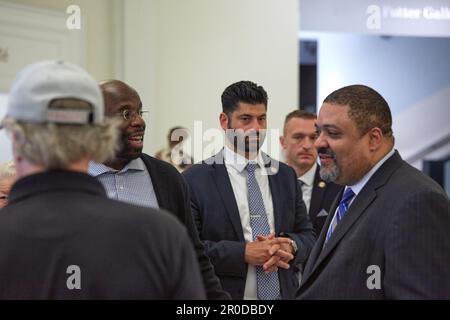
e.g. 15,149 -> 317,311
66,265 -> 81,290
168,123 -> 282,175
366,265 -> 381,290
66,5 -> 81,30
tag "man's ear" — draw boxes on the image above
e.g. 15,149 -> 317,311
368,127 -> 383,152
279,135 -> 286,149
219,112 -> 229,131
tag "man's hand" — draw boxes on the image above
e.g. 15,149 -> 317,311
244,233 -> 293,271
244,236 -> 281,266
256,234 -> 295,272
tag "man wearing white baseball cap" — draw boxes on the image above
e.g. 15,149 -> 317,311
0,60 -> 205,299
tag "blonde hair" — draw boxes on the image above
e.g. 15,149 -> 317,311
1,117 -> 120,170
0,160 -> 15,179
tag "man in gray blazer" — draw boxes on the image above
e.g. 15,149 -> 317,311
297,84 -> 450,299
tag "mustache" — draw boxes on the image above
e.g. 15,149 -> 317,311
225,128 -> 262,137
318,147 -> 336,158
125,128 -> 145,138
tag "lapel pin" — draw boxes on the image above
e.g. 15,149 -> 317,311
318,181 -> 326,188
269,166 -> 278,175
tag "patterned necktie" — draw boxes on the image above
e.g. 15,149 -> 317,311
246,163 -> 280,300
325,187 -> 355,244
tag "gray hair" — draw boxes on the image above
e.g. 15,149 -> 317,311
1,117 -> 120,170
0,160 -> 15,179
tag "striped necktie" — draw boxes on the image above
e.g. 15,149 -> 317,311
325,187 -> 355,244
246,163 -> 280,300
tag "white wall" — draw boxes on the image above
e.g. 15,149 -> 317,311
3,0 -> 115,81
122,0 -> 299,160
0,1 -> 85,91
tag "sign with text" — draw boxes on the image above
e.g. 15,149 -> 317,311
300,0 -> 450,38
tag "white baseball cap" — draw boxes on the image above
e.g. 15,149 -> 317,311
1,60 -> 103,128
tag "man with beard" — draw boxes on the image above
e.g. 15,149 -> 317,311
297,85 -> 450,299
183,81 -> 315,300
280,110 -> 342,235
88,80 -> 229,300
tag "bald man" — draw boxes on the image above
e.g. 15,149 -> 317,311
88,80 -> 229,300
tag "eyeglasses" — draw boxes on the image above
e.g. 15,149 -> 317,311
118,109 -> 149,121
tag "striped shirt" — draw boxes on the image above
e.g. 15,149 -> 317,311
88,158 -> 159,209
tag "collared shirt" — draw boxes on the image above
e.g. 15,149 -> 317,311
88,158 -> 159,209
223,146 -> 275,300
327,148 -> 395,232
298,162 -> 317,213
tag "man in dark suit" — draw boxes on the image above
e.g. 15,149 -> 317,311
297,85 -> 450,299
183,81 -> 316,300
280,110 -> 343,235
88,80 -> 229,299
0,60 -> 205,299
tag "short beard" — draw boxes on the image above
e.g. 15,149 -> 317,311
319,161 -> 340,183
318,147 -> 340,183
226,121 -> 265,154
115,135 -> 143,161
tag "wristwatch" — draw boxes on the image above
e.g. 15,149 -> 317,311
289,238 -> 298,255
279,232 -> 298,256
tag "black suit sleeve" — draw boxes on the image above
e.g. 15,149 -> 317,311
385,189 -> 450,299
188,178 -> 247,278
180,176 -> 232,300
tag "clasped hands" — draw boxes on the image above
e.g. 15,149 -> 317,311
244,233 -> 295,273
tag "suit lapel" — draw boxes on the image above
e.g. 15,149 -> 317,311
301,189 -> 341,281
309,167 -> 326,219
302,183 -> 377,284
211,153 -> 245,242
305,186 -> 376,281
141,155 -> 172,211
267,169 -> 282,234
312,188 -> 377,272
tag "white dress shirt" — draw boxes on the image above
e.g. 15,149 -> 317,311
298,162 -> 317,213
223,146 -> 275,300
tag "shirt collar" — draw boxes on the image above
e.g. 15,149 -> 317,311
88,157 -> 146,176
299,162 -> 317,187
223,146 -> 267,173
347,148 -> 395,196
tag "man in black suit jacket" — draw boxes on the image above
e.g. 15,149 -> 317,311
280,110 -> 343,235
297,85 -> 450,299
88,80 -> 229,299
183,81 -> 316,300
0,60 -> 205,299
